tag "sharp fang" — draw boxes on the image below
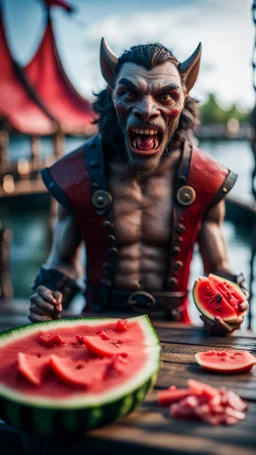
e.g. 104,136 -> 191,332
133,139 -> 137,148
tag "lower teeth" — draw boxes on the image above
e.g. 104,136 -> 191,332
132,138 -> 158,150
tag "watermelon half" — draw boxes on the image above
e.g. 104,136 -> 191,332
195,350 -> 256,374
193,274 -> 246,323
0,315 -> 161,436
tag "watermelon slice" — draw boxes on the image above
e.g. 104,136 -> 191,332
0,315 -> 160,436
83,335 -> 128,358
195,349 -> 256,374
17,353 -> 49,386
49,355 -> 107,388
193,274 -> 246,323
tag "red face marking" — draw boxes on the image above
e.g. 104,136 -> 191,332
169,108 -> 179,117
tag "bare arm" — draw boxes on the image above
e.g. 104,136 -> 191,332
197,200 -> 248,334
45,203 -> 83,279
198,200 -> 230,275
29,204 -> 82,322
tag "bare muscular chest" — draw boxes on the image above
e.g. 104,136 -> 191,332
107,165 -> 174,247
105,152 -> 181,290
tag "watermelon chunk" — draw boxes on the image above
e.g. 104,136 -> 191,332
114,319 -> 128,332
193,274 -> 246,323
195,349 -> 256,374
38,333 -> 66,347
158,388 -> 194,406
160,379 -> 248,426
187,379 -> 218,398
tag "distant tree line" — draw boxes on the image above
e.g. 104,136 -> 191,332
199,93 -> 250,125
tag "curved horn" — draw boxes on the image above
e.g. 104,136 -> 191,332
179,43 -> 202,92
100,38 -> 119,86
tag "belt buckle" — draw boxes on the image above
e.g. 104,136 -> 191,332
125,291 -> 156,313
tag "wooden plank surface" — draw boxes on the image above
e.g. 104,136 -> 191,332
0,307 -> 255,454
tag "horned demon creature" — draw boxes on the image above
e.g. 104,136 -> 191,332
29,39 -> 248,334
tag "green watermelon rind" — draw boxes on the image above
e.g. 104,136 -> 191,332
192,275 -> 244,324
0,315 -> 161,436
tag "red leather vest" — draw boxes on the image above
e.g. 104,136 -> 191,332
41,136 -> 237,321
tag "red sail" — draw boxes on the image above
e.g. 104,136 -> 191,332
0,8 -> 56,135
24,15 -> 97,136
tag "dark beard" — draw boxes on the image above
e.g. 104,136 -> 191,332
102,109 -> 182,175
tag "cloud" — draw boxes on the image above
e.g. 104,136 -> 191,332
5,0 -> 255,108
74,0 -> 254,108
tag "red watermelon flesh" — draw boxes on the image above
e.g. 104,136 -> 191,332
0,319 -> 147,398
193,274 -> 246,323
195,349 -> 256,374
208,274 -> 246,314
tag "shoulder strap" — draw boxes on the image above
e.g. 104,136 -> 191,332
82,136 -> 117,310
164,141 -> 237,293
164,141 -> 193,290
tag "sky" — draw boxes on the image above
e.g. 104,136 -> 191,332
2,0 -> 255,110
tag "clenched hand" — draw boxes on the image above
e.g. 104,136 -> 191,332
29,286 -> 63,322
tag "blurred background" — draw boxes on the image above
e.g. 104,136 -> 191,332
0,0 -> 256,329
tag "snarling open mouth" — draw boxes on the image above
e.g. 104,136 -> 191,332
128,127 -> 163,156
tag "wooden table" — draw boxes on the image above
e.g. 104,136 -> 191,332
0,301 -> 255,455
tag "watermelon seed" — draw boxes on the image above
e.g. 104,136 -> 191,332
216,293 -> 222,302
37,353 -> 41,358
76,364 -> 83,369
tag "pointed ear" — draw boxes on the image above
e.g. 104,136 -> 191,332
179,43 -> 202,92
100,38 -> 118,86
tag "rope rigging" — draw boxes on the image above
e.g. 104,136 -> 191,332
248,0 -> 256,329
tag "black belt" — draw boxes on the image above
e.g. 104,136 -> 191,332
86,286 -> 188,321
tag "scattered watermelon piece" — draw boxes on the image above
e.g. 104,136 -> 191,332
17,353 -> 49,386
158,388 -> 194,406
193,274 -> 246,323
83,335 -> 128,358
98,330 -> 110,340
38,333 -> 66,347
195,349 -> 256,374
159,379 -> 248,426
75,334 -> 84,344
188,379 -> 218,398
114,319 -> 128,332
